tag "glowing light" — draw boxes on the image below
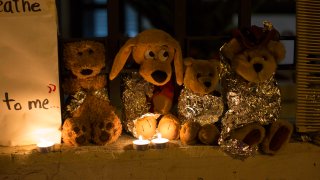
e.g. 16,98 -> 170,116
132,135 -> 150,150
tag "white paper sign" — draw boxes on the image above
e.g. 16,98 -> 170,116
0,0 -> 61,146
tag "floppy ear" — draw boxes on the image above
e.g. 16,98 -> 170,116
210,59 -> 221,75
220,38 -> 242,60
184,57 -> 193,67
109,38 -> 136,80
170,39 -> 184,86
267,40 -> 286,62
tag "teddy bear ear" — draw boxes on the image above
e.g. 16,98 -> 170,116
220,38 -> 243,60
184,57 -> 194,67
210,59 -> 221,74
168,38 -> 184,86
267,40 -> 286,62
109,38 -> 136,80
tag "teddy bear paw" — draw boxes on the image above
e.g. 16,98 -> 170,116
62,118 -> 91,146
198,124 -> 220,145
134,114 -> 159,139
229,122 -> 266,147
261,120 -> 293,155
180,121 -> 201,145
93,117 -> 122,145
157,114 -> 180,140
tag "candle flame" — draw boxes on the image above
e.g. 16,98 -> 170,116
157,133 -> 162,139
37,138 -> 54,148
139,135 -> 143,141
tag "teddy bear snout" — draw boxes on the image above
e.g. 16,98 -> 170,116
151,70 -> 168,83
80,68 -> 93,76
253,63 -> 263,73
204,81 -> 212,88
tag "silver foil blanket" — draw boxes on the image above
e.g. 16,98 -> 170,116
122,72 -> 155,134
219,61 -> 281,157
63,88 -> 110,119
177,87 -> 224,125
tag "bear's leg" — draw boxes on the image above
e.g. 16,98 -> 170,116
261,120 -> 293,155
229,123 -> 265,147
92,112 -> 122,145
198,123 -> 220,145
180,121 -> 201,145
62,118 -> 91,146
157,114 -> 180,140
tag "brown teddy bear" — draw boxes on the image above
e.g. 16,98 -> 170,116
219,22 -> 293,156
178,57 -> 224,145
109,29 -> 183,140
61,40 -> 122,146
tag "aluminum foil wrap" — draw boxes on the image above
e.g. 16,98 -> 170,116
219,60 -> 281,158
63,88 -> 109,119
220,139 -> 258,160
178,87 -> 224,125
122,72 -> 155,134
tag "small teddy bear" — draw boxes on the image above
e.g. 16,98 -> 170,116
61,40 -> 122,146
219,22 -> 293,156
178,57 -> 224,145
109,29 -> 183,140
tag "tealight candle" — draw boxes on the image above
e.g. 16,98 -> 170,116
37,139 -> 55,153
151,133 -> 169,149
133,135 -> 150,151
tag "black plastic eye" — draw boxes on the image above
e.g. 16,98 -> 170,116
163,51 -> 169,57
149,51 -> 155,57
88,48 -> 94,54
77,52 -> 83,56
145,50 -> 155,60
159,50 -> 169,61
247,56 -> 251,62
197,73 -> 201,79
262,56 -> 267,61
208,73 -> 213,77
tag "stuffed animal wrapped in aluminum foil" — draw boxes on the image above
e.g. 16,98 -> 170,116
178,57 -> 224,145
219,22 -> 293,158
109,29 -> 184,140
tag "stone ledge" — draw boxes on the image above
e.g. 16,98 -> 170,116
0,135 -> 320,180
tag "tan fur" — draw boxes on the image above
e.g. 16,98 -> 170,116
198,124 -> 220,145
110,29 -> 183,140
61,41 -> 122,146
183,58 -> 221,95
179,57 -> 221,145
180,121 -> 201,145
109,29 -> 184,86
134,114 -> 158,139
157,114 -> 181,140
221,39 -> 285,83
220,24 -> 292,154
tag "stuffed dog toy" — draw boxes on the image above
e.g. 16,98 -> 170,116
178,57 -> 224,145
109,29 -> 183,140
219,22 -> 293,156
61,41 -> 122,146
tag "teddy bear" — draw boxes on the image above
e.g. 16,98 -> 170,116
219,22 -> 293,156
61,40 -> 122,146
109,29 -> 183,140
178,57 -> 224,145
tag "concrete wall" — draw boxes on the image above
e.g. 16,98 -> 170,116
1,137 -> 319,180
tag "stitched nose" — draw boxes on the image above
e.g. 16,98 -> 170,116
253,63 -> 263,73
204,81 -> 211,88
81,69 -> 93,75
151,70 -> 167,83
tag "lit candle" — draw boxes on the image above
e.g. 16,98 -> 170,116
151,133 -> 169,149
37,139 -> 55,153
133,135 -> 150,151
